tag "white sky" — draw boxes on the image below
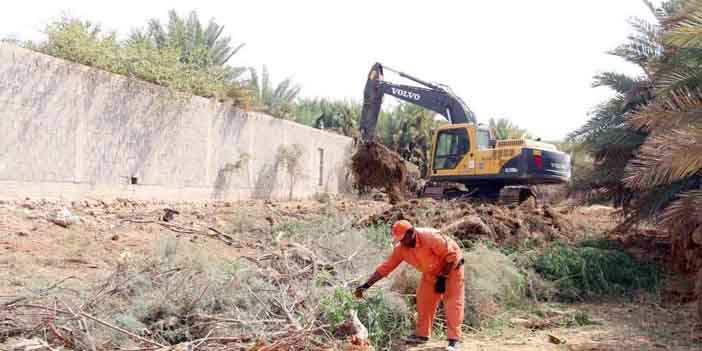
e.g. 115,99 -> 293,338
2,1 -> 659,140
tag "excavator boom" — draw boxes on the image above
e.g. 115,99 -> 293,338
359,63 -> 476,141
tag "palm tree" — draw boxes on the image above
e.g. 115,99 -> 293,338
375,103 -> 445,176
135,10 -> 244,69
310,99 -> 361,137
622,1 -> 702,234
247,65 -> 301,119
618,3 -> 702,321
488,118 -> 531,140
572,1 -> 702,319
568,5 -> 663,206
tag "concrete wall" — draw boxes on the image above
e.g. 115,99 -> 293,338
0,43 -> 354,201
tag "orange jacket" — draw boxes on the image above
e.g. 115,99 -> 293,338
376,228 -> 461,277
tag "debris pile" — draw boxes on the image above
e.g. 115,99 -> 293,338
351,141 -> 407,204
355,198 -> 574,245
0,238 -> 373,351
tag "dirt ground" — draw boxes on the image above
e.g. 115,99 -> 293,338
0,196 -> 383,299
409,300 -> 700,351
0,195 -> 700,351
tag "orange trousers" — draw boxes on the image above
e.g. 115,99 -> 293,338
415,265 -> 465,340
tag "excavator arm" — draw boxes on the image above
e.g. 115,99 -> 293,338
360,63 -> 477,141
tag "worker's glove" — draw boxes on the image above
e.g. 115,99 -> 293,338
435,276 -> 447,293
354,283 -> 370,299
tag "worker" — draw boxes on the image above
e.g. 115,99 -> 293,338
354,220 -> 465,351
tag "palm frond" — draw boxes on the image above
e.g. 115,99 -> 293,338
628,87 -> 702,130
665,11 -> 702,48
642,0 -> 658,18
655,65 -> 702,93
247,66 -> 301,119
143,9 -> 243,68
569,96 -> 627,140
625,128 -> 702,189
624,176 -> 702,224
659,0 -> 698,27
609,17 -> 663,74
592,72 -> 640,94
660,189 -> 702,234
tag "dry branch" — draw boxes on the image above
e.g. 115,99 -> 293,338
79,311 -> 166,348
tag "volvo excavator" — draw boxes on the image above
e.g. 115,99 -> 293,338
359,63 -> 571,204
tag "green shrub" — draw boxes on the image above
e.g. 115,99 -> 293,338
26,16 -> 250,106
530,244 -> 659,301
320,287 -> 412,351
577,239 -> 623,250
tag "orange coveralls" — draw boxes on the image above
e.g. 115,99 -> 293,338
376,228 -> 465,340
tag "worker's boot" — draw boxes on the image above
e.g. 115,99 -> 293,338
446,339 -> 460,351
403,335 -> 429,344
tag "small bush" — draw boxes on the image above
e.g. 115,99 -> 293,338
530,244 -> 659,301
320,287 -> 412,351
463,244 -> 527,328
95,239 -> 275,345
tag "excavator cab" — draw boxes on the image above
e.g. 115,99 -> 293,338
433,127 -> 469,170
431,124 -> 497,173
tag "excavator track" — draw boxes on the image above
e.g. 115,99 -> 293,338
497,186 -> 537,207
420,182 -> 536,206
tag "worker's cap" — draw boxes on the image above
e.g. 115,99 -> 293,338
391,220 -> 413,242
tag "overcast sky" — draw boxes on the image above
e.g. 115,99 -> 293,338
1,1 -> 658,140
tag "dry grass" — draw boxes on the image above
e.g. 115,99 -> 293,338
462,244 -> 528,328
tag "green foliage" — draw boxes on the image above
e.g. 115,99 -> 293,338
294,98 -> 361,136
569,87 -> 649,206
135,9 -> 245,69
320,287 -> 412,351
276,144 -> 305,172
26,15 -> 249,106
576,239 -> 624,250
488,117 -> 531,140
362,223 -> 393,249
276,144 -> 305,200
248,65 -> 301,119
375,103 -> 446,176
530,244 -> 659,301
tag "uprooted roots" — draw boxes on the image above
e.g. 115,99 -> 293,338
351,141 -> 407,203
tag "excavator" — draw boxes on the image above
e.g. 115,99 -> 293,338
359,63 -> 571,204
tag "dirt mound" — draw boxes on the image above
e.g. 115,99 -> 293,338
351,141 -> 407,204
355,198 -> 573,245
